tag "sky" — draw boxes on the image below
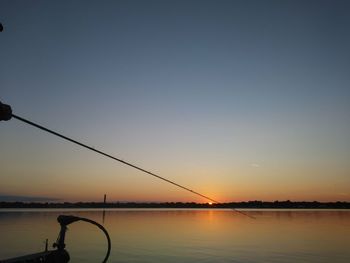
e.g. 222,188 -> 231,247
1,0 -> 349,202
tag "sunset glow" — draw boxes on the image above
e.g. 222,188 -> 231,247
1,0 -> 349,203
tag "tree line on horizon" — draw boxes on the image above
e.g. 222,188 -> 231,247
0,200 -> 349,209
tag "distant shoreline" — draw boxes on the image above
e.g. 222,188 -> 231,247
1,201 -> 349,209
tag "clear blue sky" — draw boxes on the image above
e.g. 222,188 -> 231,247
1,0 -> 349,202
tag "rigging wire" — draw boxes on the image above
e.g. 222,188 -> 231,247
11,113 -> 255,219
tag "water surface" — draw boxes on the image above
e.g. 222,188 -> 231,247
0,209 -> 349,262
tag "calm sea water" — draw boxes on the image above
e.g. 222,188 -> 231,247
0,209 -> 349,262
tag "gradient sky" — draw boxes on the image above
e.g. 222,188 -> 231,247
1,0 -> 349,202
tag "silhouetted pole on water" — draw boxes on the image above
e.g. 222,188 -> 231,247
102,194 -> 107,224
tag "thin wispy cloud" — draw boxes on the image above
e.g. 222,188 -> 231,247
0,195 -> 59,202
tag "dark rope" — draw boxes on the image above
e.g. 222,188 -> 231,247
79,217 -> 111,263
12,113 -> 255,219
55,215 -> 111,263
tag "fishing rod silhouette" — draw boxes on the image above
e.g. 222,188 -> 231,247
0,101 -> 255,219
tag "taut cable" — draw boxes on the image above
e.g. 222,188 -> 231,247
11,113 -> 255,219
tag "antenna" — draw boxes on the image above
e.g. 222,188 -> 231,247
0,101 -> 254,219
